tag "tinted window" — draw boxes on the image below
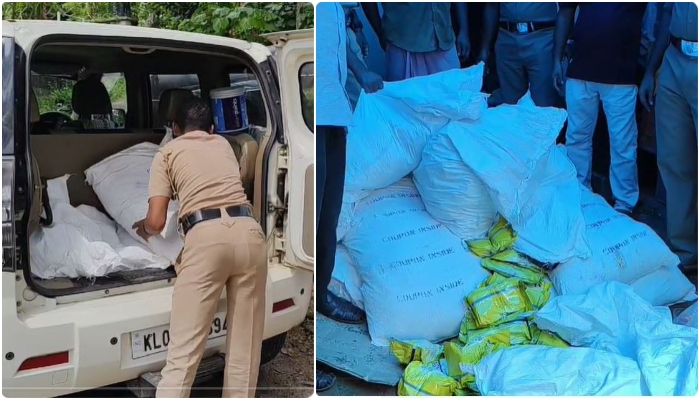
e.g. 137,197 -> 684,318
2,38 -> 14,154
299,62 -> 314,131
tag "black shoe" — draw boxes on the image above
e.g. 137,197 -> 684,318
318,292 -> 366,324
317,370 -> 336,392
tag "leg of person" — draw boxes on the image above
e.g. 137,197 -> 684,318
221,218 -> 267,398
494,30 -> 528,105
385,43 -> 411,82
565,79 -> 601,188
522,29 -> 558,107
156,235 -> 228,398
316,127 -> 364,323
316,127 -> 327,230
598,83 -> 640,213
656,47 -> 699,266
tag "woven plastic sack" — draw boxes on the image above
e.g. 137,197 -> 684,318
344,179 -> 490,345
550,187 -> 684,304
344,64 -> 487,199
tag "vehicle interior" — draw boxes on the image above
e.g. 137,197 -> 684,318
27,42 -> 279,297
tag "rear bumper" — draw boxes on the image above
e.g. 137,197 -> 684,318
2,264 -> 312,398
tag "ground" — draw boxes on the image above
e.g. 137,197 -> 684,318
73,299 -> 314,398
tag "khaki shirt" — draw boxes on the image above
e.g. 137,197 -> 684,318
149,131 -> 249,219
667,2 -> 698,41
500,2 -> 558,23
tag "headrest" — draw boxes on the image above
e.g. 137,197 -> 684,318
159,89 -> 195,125
30,89 -> 40,123
71,79 -> 112,117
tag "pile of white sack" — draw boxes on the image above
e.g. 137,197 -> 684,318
30,175 -> 171,279
31,142 -> 183,279
474,282 -> 697,396
330,64 -> 697,385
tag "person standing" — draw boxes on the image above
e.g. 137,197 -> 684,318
133,98 -> 266,397
639,2 -> 698,272
553,2 -> 647,216
344,3 -> 370,110
478,2 -> 559,106
316,1 -> 384,392
362,2 -> 470,82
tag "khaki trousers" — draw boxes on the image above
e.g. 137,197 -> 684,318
156,214 -> 267,398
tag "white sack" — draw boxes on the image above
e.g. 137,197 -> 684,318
629,264 -> 697,306
534,282 -> 698,396
473,345 -> 647,396
344,64 -> 487,200
30,175 -> 170,279
413,129 -> 496,240
425,105 -> 587,263
85,142 -> 182,262
343,179 -> 490,345
329,245 -> 364,310
550,186 -> 682,299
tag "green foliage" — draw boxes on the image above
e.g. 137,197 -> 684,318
37,81 -> 73,115
2,2 -> 314,44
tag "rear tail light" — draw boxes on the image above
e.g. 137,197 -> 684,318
272,298 -> 295,313
18,351 -> 69,372
2,157 -> 15,271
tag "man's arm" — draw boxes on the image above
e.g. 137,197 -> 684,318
552,4 -> 577,92
361,3 -> 382,41
454,2 -> 470,60
347,41 -> 384,93
553,5 -> 577,63
645,4 -> 673,77
144,196 -> 169,234
478,3 -> 500,63
639,4 -> 673,110
134,151 -> 173,241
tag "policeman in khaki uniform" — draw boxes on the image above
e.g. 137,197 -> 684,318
479,2 -> 559,106
133,98 -> 266,398
640,2 -> 698,272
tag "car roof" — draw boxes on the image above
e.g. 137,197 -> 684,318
3,20 -> 272,64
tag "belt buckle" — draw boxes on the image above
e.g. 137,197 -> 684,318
516,22 -> 529,34
681,40 -> 698,58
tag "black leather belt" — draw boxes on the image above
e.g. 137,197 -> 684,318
500,21 -> 555,34
671,35 -> 698,56
179,205 -> 254,235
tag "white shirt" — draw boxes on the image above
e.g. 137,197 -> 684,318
316,2 -> 353,127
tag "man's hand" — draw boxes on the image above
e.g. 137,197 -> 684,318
476,48 -> 489,65
132,219 -> 152,242
357,70 -> 384,94
639,73 -> 656,112
552,60 -> 565,96
355,30 -> 370,58
457,31 -> 471,61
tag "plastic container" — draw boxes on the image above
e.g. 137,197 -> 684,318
210,86 -> 249,134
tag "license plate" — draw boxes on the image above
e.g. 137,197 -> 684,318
130,312 -> 228,359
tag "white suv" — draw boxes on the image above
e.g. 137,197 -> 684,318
1,20 -> 314,397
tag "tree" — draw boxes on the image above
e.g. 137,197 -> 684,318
1,2 -> 314,44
